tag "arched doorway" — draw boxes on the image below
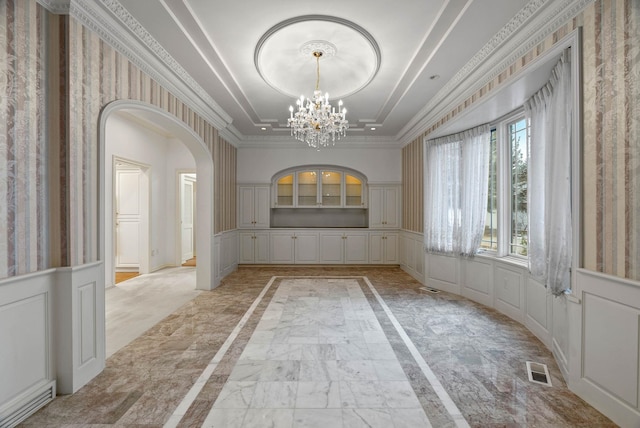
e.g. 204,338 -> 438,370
99,100 -> 214,291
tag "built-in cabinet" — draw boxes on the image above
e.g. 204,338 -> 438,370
238,231 -> 269,264
238,185 -> 270,228
237,229 -> 402,265
369,232 -> 399,264
269,231 -> 319,264
319,231 -> 368,264
369,186 -> 400,228
238,175 -> 400,265
274,167 -> 365,208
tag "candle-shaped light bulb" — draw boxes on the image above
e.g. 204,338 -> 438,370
342,108 -> 346,119
325,93 -> 329,104
289,105 -> 293,119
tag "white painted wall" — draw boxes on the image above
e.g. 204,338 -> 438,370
237,146 -> 401,184
104,114 -> 195,287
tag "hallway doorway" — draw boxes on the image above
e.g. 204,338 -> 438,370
113,158 -> 151,281
100,100 -> 215,292
178,172 -> 197,265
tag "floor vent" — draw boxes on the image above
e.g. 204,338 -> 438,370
0,382 -> 55,428
419,287 -> 440,293
526,361 -> 552,386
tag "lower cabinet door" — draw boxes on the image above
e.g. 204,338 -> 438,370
294,232 -> 319,264
345,233 -> 368,264
270,232 -> 295,263
320,233 -> 344,263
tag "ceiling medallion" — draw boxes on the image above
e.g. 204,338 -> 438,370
287,49 -> 348,150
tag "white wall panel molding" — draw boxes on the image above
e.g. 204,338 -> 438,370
399,231 -> 425,282
494,263 -> 524,323
0,269 -> 56,427
425,254 -> 460,295
461,257 -> 494,308
524,276 -> 552,348
571,269 -> 640,428
218,230 -> 238,281
54,262 -> 105,394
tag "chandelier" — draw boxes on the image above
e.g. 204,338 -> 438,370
287,51 -> 348,149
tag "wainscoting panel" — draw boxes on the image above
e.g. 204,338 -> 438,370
0,269 -> 56,426
524,276 -> 551,347
214,230 -> 238,286
399,231 -> 425,283
494,263 -> 524,322
583,292 -> 638,407
461,258 -> 493,307
573,269 -> 640,427
79,282 -> 97,366
400,235 -> 415,271
551,294 -> 570,379
54,262 -> 105,394
221,230 -> 238,278
426,254 -> 459,294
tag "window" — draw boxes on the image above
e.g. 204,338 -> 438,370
478,113 -> 530,258
481,129 -> 498,250
508,117 -> 529,256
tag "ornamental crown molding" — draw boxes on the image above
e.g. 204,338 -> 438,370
400,0 -> 594,145
36,0 -> 70,14
68,0 -> 238,145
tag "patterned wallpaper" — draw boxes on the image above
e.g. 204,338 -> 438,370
0,1 -> 237,279
402,139 -> 423,233
402,0 -> 640,282
0,0 -> 48,277
582,0 -> 639,279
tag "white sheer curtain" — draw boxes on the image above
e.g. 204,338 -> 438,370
424,124 -> 491,256
525,51 -> 572,295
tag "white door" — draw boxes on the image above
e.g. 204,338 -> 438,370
115,166 -> 142,269
181,174 -> 196,262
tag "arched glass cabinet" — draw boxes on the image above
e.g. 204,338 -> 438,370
271,166 -> 368,228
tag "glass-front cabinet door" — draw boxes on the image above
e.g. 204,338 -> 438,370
276,174 -> 294,206
321,171 -> 341,206
273,167 -> 366,208
297,171 -> 318,206
345,174 -> 363,206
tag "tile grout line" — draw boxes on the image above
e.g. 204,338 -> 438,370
362,276 -> 471,428
163,276 -> 278,428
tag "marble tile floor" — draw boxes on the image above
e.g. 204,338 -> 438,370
22,266 -> 616,427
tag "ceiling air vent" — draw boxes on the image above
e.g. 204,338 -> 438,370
526,361 -> 552,386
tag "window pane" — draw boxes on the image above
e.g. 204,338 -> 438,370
481,129 -> 497,250
509,118 -> 529,256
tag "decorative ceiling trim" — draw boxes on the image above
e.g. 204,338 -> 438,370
400,0 -> 594,144
254,15 -> 382,99
68,0 -> 239,146
37,0 -> 70,14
